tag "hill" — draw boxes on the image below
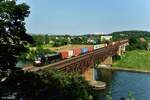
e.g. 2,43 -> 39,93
111,30 -> 150,50
112,30 -> 150,41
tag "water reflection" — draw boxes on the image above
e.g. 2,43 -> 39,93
98,68 -> 113,82
16,61 -> 31,68
95,68 -> 150,100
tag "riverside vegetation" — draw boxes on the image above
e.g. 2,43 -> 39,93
1,68 -> 93,100
0,1 -> 92,100
112,31 -> 150,71
113,50 -> 150,70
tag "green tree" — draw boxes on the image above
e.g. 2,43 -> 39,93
32,35 -> 45,46
112,30 -> 150,51
1,68 -> 93,100
44,34 -> 49,44
18,46 -> 55,62
71,37 -> 83,44
126,37 -> 148,51
0,0 -> 33,73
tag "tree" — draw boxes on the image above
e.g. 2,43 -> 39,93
44,34 -> 49,44
112,30 -> 150,51
1,68 -> 93,100
71,37 -> 83,44
0,0 -> 33,73
32,35 -> 45,46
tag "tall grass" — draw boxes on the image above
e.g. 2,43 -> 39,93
113,50 -> 150,70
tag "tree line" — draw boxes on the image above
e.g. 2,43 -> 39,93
32,34 -> 102,47
112,31 -> 150,50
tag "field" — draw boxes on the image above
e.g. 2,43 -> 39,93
113,50 -> 150,70
42,44 -> 93,52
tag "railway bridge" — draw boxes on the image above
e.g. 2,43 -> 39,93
29,39 -> 129,81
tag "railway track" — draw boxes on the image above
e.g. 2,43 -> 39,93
24,40 -> 128,72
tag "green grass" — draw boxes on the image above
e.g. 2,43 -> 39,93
113,50 -> 150,70
41,44 -> 53,48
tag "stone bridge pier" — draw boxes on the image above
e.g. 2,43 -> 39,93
83,67 -> 95,81
83,42 -> 129,81
83,56 -> 113,81
101,56 -> 112,65
117,42 -> 128,56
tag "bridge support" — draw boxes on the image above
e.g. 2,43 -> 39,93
101,56 -> 112,65
83,67 -> 95,81
117,43 -> 128,55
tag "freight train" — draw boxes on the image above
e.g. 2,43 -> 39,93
33,41 -> 122,67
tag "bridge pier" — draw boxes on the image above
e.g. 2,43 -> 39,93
83,67 -> 95,81
83,66 -> 106,90
117,43 -> 128,55
101,56 -> 112,65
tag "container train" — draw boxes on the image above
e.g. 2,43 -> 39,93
33,40 -> 126,67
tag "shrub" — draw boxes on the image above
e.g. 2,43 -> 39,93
1,68 -> 93,100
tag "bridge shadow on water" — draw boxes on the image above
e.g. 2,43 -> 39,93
94,68 -> 150,100
93,68 -> 115,100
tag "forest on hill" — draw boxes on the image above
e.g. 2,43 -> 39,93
112,31 -> 150,51
112,31 -> 150,71
112,30 -> 150,40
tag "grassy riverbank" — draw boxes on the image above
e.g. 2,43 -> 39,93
113,50 -> 150,70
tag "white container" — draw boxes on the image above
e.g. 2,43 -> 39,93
67,50 -> 74,58
94,45 -> 100,50
99,43 -> 107,48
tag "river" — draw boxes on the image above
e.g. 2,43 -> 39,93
95,68 -> 150,100
15,61 -> 31,68
15,61 -> 150,100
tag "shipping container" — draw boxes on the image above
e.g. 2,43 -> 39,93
88,46 -> 94,52
99,43 -> 107,48
81,48 -> 88,54
73,48 -> 81,56
68,50 -> 74,58
60,51 -> 68,59
94,45 -> 100,50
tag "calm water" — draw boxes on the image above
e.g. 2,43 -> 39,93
16,61 -> 31,68
95,69 -> 150,100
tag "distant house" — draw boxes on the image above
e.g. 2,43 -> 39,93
101,36 -> 112,42
55,37 -> 59,39
49,40 -> 54,44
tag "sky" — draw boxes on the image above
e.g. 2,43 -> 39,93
17,0 -> 150,35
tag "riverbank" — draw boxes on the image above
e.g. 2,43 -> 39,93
113,50 -> 150,70
98,67 -> 150,100
100,65 -> 150,74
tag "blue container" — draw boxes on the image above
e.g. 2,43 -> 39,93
81,48 -> 88,54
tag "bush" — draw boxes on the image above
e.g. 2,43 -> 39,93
126,38 -> 148,51
1,68 -> 93,100
18,46 -> 55,62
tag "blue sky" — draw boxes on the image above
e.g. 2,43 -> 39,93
18,0 -> 150,35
